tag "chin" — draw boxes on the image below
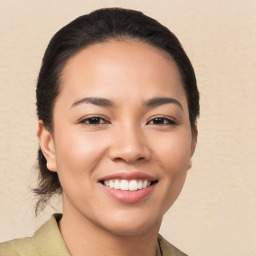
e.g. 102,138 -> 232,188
96,211 -> 162,236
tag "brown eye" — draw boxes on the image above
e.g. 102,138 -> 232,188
147,117 -> 176,125
80,117 -> 108,125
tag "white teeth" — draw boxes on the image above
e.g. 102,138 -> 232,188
129,180 -> 137,191
103,179 -> 152,191
138,180 -> 143,189
114,180 -> 120,189
143,180 -> 148,189
109,180 -> 114,188
120,180 -> 129,190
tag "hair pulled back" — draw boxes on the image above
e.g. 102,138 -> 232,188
34,7 -> 199,214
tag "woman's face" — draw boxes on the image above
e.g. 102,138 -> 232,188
39,40 -> 197,236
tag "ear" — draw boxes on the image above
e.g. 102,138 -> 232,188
188,124 -> 198,170
37,120 -> 57,172
190,124 -> 198,158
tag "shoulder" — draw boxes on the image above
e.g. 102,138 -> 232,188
0,214 -> 69,256
0,237 -> 38,256
0,240 -> 17,256
158,234 -> 188,256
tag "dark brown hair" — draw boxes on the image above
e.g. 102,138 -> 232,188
34,7 -> 200,214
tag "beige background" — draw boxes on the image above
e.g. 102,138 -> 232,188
0,0 -> 255,255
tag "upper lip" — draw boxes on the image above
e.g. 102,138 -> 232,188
99,171 -> 158,182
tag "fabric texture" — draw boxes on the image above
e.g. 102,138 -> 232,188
0,214 -> 188,256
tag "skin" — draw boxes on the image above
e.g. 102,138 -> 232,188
38,40 -> 197,256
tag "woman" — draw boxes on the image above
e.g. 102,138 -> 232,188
0,7 -> 199,256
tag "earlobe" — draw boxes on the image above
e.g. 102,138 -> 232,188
37,121 -> 57,172
187,159 -> 192,170
187,125 -> 198,171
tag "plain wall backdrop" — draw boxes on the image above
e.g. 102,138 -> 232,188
0,1 -> 255,255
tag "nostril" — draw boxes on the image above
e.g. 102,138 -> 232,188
108,140 -> 151,163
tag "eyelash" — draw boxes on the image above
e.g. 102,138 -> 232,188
146,117 -> 177,126
79,116 -> 177,126
79,116 -> 109,125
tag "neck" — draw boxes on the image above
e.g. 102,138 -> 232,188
59,203 -> 161,256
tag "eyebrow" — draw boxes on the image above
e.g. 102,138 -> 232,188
71,96 -> 183,111
144,97 -> 183,111
71,97 -> 115,108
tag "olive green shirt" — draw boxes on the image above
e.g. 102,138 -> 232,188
0,214 -> 188,256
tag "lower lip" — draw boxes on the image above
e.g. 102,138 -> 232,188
101,183 -> 156,203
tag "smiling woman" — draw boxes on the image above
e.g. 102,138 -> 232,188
0,7 -> 199,256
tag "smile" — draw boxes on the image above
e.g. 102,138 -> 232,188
103,179 -> 152,191
99,172 -> 158,203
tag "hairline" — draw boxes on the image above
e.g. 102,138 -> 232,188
48,36 -> 189,131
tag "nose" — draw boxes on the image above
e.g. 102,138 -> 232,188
108,123 -> 151,164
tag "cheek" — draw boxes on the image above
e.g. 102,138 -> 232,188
152,131 -> 192,172
154,133 -> 192,211
53,133 -> 106,205
53,130 -> 109,181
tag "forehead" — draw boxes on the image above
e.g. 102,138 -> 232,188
63,39 -> 180,78
59,39 -> 187,105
